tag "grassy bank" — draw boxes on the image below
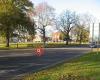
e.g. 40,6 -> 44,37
23,52 -> 100,80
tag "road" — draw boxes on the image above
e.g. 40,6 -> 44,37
0,48 -> 90,80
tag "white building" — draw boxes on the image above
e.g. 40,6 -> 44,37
89,23 -> 100,42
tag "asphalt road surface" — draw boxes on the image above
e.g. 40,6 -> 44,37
0,48 -> 90,80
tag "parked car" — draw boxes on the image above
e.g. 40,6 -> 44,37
89,42 -> 97,48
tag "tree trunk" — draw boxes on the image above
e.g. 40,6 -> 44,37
79,32 -> 82,44
79,39 -> 82,44
66,40 -> 68,45
43,33 -> 46,46
65,32 -> 69,45
6,27 -> 10,47
43,26 -> 46,47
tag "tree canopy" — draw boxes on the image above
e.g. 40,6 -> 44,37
0,0 -> 35,47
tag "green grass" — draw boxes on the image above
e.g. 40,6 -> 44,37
23,52 -> 100,80
0,42 -> 42,49
0,42 -> 88,50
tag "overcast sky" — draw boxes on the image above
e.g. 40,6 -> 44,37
30,0 -> 100,22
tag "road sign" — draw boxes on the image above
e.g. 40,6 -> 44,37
34,46 -> 44,56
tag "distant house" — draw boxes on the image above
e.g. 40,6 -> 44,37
52,31 -> 63,42
33,35 -> 42,42
33,34 -> 52,42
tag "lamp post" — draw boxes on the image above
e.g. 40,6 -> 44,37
97,23 -> 100,54
91,23 -> 94,52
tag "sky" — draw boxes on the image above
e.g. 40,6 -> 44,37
30,0 -> 100,38
31,0 -> 100,22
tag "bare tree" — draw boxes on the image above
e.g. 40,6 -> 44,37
57,10 -> 78,45
35,2 -> 55,46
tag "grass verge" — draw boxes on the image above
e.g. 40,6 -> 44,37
0,42 -> 88,50
23,52 -> 100,80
